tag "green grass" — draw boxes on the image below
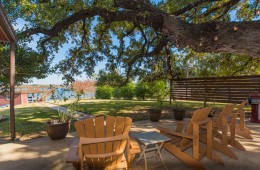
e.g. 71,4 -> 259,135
1,99 -> 250,142
0,103 -> 59,141
62,99 -> 241,120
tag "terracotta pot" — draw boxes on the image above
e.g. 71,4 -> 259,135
173,109 -> 185,120
148,109 -> 162,122
46,121 -> 70,140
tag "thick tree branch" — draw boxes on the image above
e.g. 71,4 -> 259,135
162,15 -> 260,58
20,7 -> 163,38
124,37 -> 168,84
114,0 -> 162,14
40,36 -> 52,56
172,0 -> 220,16
81,19 -> 88,47
214,5 -> 232,20
137,24 -> 148,44
231,57 -> 253,76
18,1 -> 260,58
165,45 -> 179,80
199,0 -> 240,18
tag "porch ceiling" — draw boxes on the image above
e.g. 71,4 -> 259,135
0,26 -> 9,42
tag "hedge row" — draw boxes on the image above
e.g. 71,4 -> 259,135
95,81 -> 168,100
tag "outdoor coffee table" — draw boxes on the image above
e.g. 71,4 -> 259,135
132,131 -> 171,170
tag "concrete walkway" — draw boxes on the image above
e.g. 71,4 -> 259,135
0,119 -> 259,170
40,102 -> 93,120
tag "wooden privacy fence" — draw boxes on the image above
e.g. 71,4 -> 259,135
170,75 -> 260,104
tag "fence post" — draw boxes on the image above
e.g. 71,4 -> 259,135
228,78 -> 231,103
204,78 -> 207,107
169,80 -> 172,105
185,80 -> 187,100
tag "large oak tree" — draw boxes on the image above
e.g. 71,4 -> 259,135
1,0 -> 259,83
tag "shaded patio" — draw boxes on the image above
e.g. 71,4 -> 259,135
0,119 -> 260,170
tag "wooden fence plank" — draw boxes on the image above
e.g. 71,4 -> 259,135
171,75 -> 260,104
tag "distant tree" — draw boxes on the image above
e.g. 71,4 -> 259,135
120,82 -> 135,100
96,70 -> 126,87
72,79 -> 96,97
0,44 -> 51,94
135,81 -> 153,100
151,80 -> 168,102
95,85 -> 114,99
113,87 -> 122,99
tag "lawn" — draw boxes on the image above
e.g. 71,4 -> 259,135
61,99 -> 232,120
1,99 -> 249,142
0,103 -> 59,142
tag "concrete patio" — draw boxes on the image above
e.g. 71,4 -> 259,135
0,119 -> 259,170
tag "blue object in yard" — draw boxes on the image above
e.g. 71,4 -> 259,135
0,104 -> 10,108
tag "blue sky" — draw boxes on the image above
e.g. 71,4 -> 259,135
14,19 -> 107,85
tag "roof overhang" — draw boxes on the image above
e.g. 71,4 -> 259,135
0,3 -> 16,43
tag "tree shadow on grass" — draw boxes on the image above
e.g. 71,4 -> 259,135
0,105 -> 69,143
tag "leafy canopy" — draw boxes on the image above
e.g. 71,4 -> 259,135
0,0 -> 259,86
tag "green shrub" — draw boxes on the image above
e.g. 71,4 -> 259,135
113,87 -> 122,99
95,85 -> 114,99
151,80 -> 168,102
135,82 -> 153,100
120,83 -> 135,100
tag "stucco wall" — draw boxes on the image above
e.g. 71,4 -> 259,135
20,93 -> 28,104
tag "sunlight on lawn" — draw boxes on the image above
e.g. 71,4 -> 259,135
0,103 -> 58,141
0,99 -> 250,142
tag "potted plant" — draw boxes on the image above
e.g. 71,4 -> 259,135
46,95 -> 80,140
172,101 -> 185,121
148,80 -> 168,122
148,107 -> 162,122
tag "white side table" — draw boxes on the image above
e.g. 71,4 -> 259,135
132,131 -> 171,170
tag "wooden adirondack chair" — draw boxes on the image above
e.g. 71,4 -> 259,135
211,104 -> 246,151
199,104 -> 240,160
235,100 -> 253,139
75,116 -> 132,170
157,107 -> 223,170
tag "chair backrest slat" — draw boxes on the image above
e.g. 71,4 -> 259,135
105,116 -> 116,154
216,104 -> 235,126
86,118 -> 99,167
95,117 -> 105,167
95,117 -> 105,153
181,107 -> 212,147
75,116 -> 132,169
112,117 -> 125,165
237,100 -> 247,112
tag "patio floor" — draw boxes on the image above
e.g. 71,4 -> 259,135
0,119 -> 259,170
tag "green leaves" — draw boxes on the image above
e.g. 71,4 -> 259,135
0,44 -> 51,93
1,0 -> 259,85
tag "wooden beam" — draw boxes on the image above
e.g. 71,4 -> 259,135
10,42 -> 15,141
0,3 -> 16,42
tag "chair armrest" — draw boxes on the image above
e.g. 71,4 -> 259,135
157,126 -> 194,139
193,118 -> 211,125
174,119 -> 190,125
226,112 -> 237,119
129,136 -> 141,154
66,138 -> 80,163
79,133 -> 129,145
